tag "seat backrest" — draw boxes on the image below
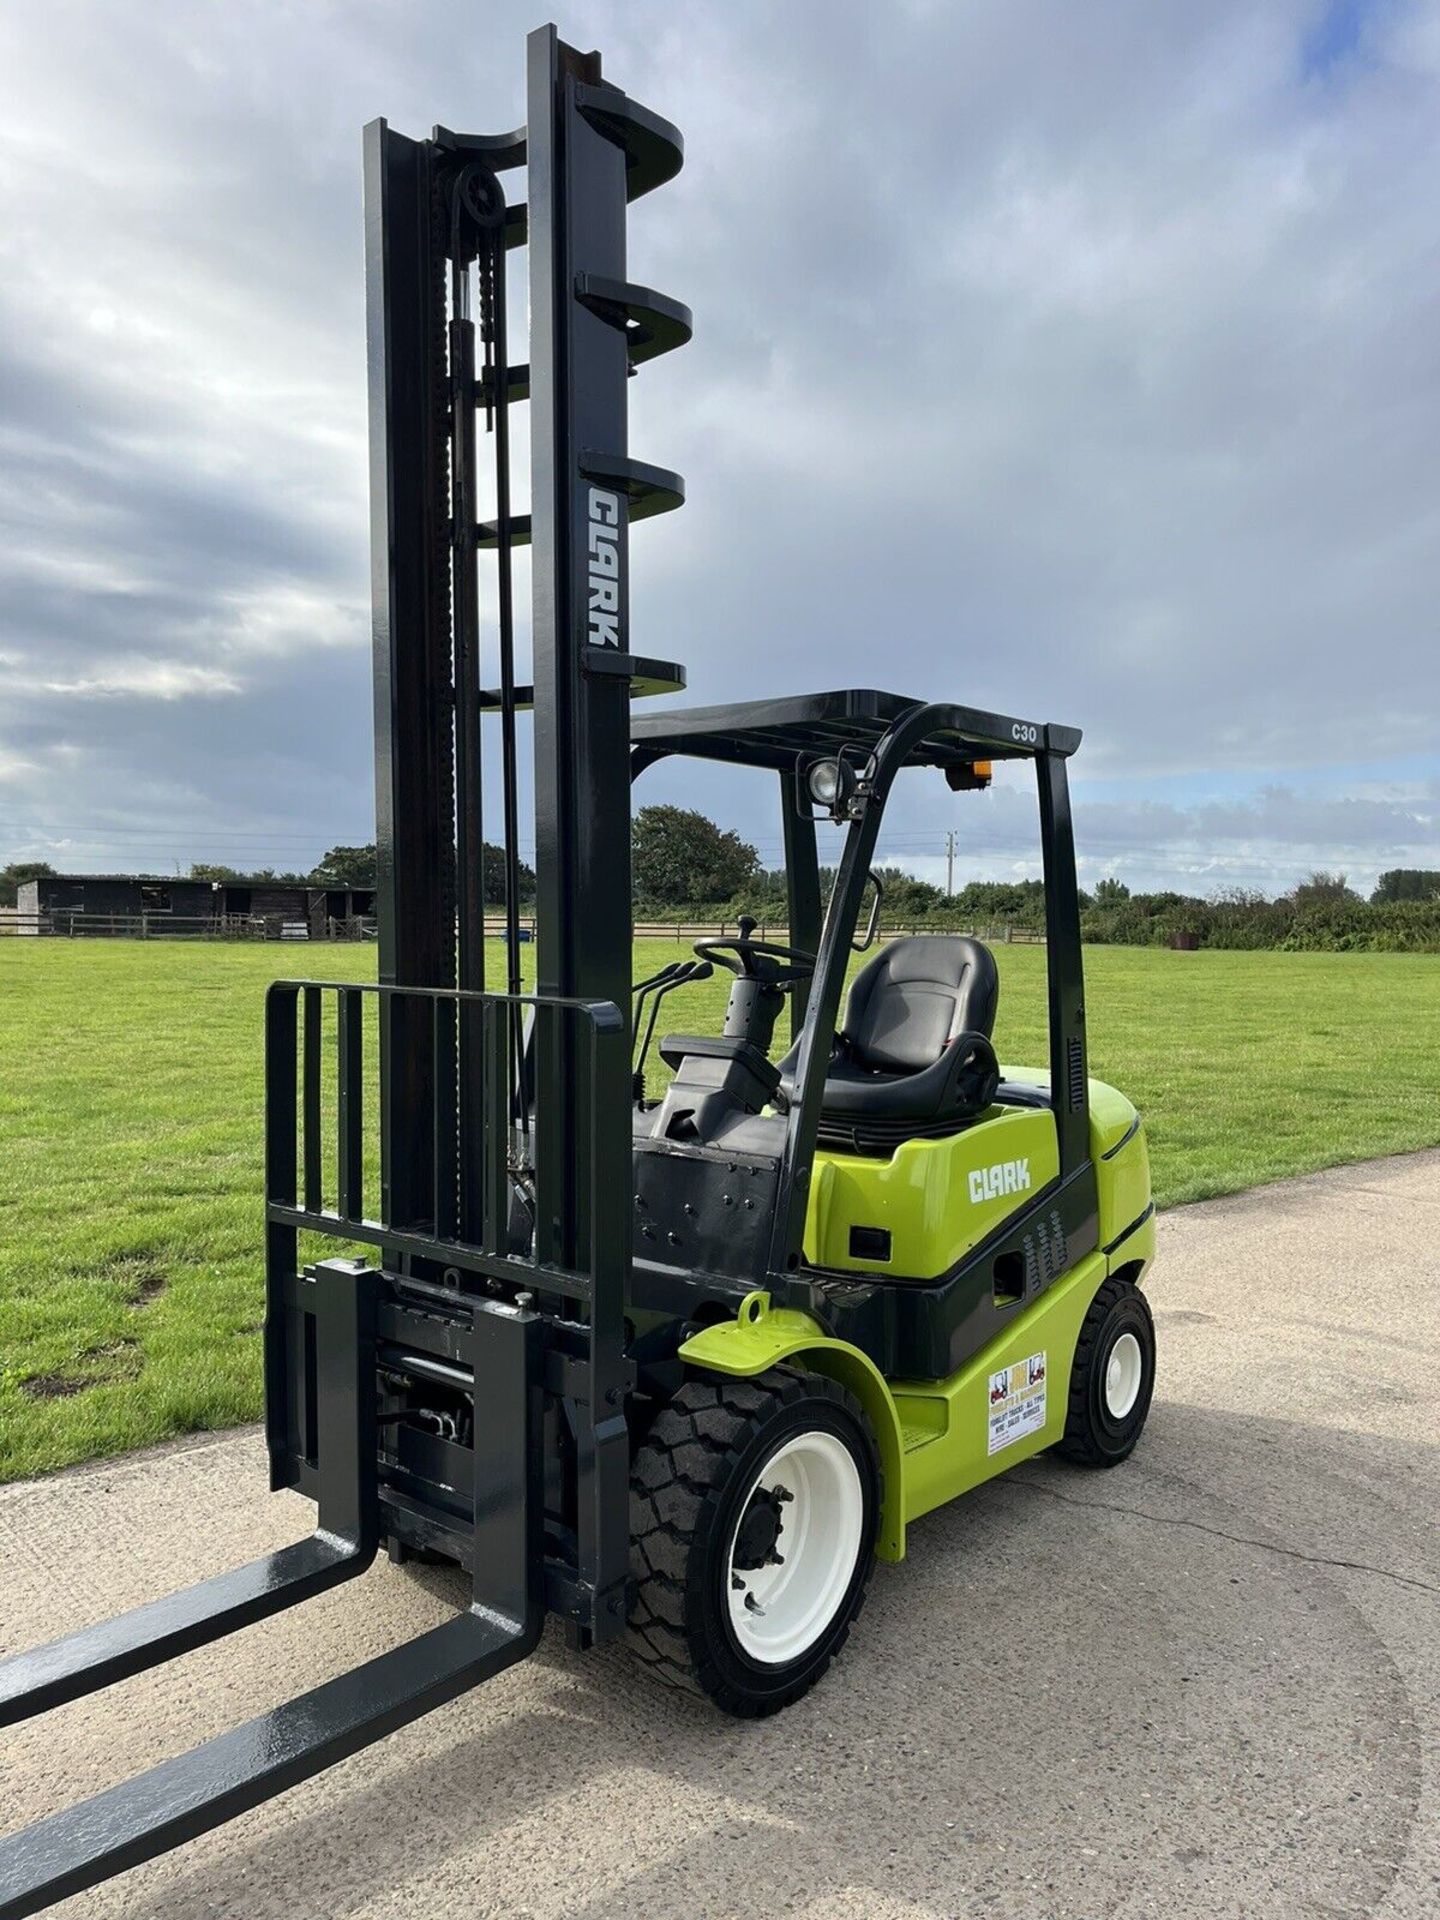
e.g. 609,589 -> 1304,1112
841,935 -> 999,1074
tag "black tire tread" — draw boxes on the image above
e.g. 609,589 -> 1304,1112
1056,1274 -> 1154,1467
629,1368 -> 877,1716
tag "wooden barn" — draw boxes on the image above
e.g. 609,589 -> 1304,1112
12,875 -> 351,938
16,874 -> 220,931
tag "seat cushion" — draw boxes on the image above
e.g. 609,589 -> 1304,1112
844,936 -> 998,1074
776,936 -> 1001,1145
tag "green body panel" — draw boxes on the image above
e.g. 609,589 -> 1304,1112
678,1293 -> 909,1562
802,1072 -> 1150,1282
677,1081 -> 1155,1558
805,1106 -> 1059,1279
990,1071 -> 1151,1249
997,1071 -> 1151,1254
892,1249 -> 1106,1521
1094,1105 -> 1151,1254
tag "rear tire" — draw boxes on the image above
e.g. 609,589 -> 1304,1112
629,1370 -> 880,1717
1057,1275 -> 1155,1467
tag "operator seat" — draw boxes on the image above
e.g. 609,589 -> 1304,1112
778,935 -> 1001,1154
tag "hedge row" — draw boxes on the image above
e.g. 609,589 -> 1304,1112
1082,898 -> 1440,953
633,895 -> 1440,954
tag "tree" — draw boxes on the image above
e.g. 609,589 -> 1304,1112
309,841 -> 534,900
1093,877 -> 1130,906
1291,870 -> 1358,908
632,805 -> 758,906
951,879 -> 1047,926
482,843 -> 536,906
189,862 -> 310,885
0,860 -> 54,907
311,844 -> 377,887
1372,869 -> 1440,904
871,866 -> 945,920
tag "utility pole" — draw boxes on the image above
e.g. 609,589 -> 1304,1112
946,830 -> 955,897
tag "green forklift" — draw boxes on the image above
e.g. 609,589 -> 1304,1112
622,691 -> 1156,1714
0,24 -> 1155,1916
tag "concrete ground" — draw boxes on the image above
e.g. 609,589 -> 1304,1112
2,1150 -> 1437,1920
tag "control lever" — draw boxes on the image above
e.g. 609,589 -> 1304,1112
632,959 -> 684,1005
633,959 -> 713,1103
632,962 -> 684,1066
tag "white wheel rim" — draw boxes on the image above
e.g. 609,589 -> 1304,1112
1104,1330 -> 1143,1420
725,1429 -> 864,1666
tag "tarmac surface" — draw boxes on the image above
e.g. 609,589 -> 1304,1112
2,1148 -> 1438,1920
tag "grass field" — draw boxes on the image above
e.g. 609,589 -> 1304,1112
2,937 -> 1438,1483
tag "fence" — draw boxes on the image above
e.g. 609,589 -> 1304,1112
2,910 -> 378,942
2,907 -> 1041,947
626,921 -> 1045,946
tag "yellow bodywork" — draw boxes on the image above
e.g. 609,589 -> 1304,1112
890,1250 -> 1107,1522
677,1074 -> 1154,1561
805,1106 -> 1059,1279
804,1073 -> 1151,1280
678,1294 -> 909,1560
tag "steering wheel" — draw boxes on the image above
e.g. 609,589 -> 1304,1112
694,915 -> 817,989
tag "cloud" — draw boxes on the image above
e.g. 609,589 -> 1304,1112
28,660 -> 242,700
0,0 -> 1436,887
0,747 -> 38,784
843,764 -> 1440,897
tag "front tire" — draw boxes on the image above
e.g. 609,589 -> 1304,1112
629,1370 -> 880,1717
1057,1275 -> 1156,1467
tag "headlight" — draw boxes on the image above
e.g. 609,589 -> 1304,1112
807,759 -> 844,808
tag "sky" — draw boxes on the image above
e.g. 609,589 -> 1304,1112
0,0 -> 1437,898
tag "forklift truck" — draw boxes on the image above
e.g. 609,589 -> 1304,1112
0,25 -> 1156,1915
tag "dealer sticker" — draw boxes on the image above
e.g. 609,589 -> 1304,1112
987,1351 -> 1047,1456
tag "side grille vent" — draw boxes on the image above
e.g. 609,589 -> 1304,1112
1067,1038 -> 1086,1111
1021,1235 -> 1040,1294
1023,1209 -> 1070,1293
